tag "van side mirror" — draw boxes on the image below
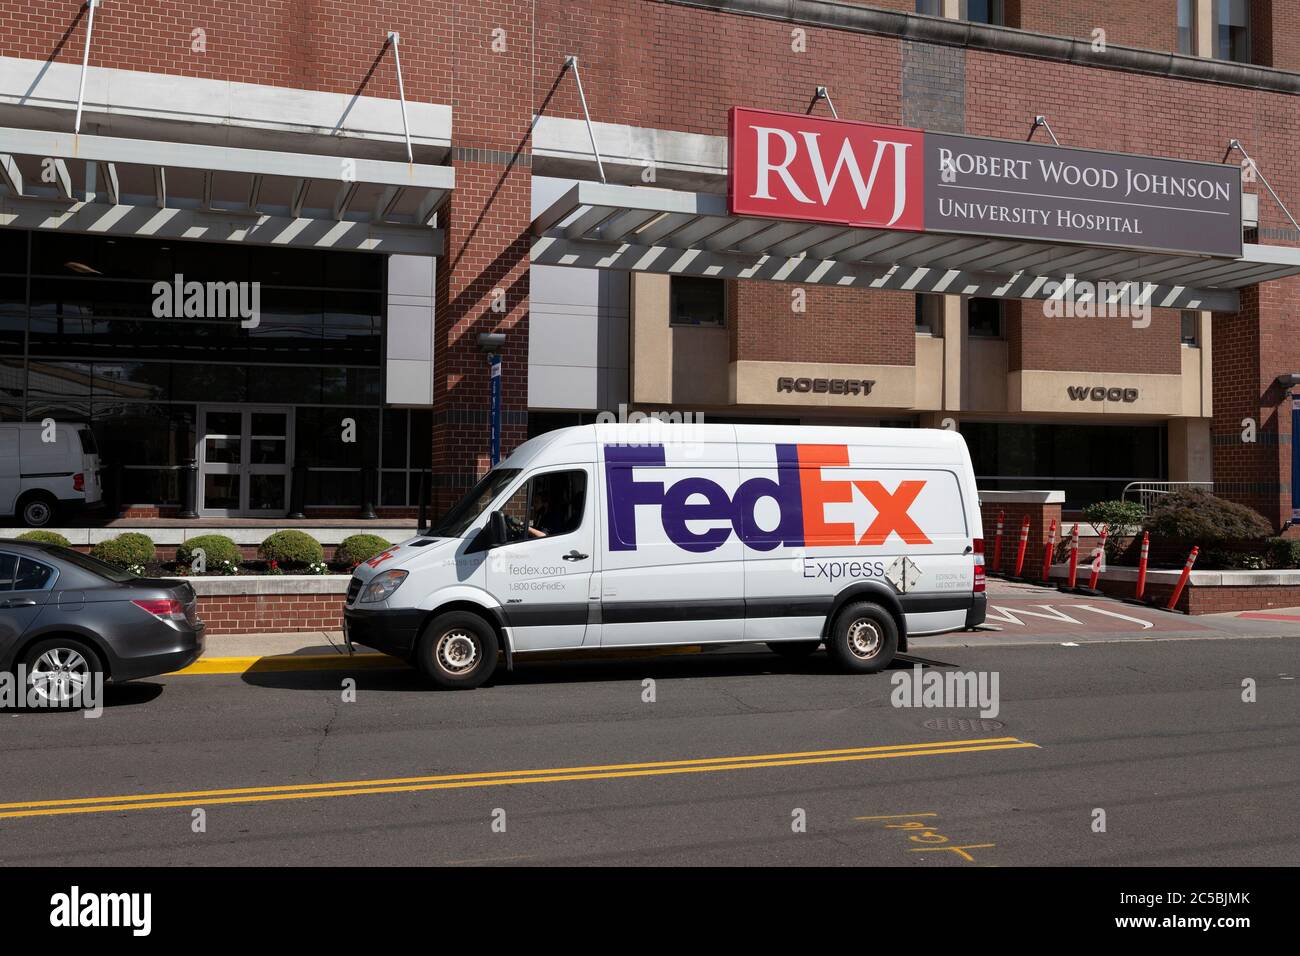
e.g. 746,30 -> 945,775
468,510 -> 509,553
489,510 -> 508,545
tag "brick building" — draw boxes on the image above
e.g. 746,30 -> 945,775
1,0 -> 1298,526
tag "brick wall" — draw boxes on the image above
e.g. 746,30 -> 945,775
197,593 -> 343,634
729,284 -> 915,365
1007,301 -> 1183,374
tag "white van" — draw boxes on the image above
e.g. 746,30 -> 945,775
343,423 -> 986,688
0,422 -> 103,527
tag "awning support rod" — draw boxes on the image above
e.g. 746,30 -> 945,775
563,56 -> 605,184
1027,115 -> 1060,146
387,32 -> 413,164
812,86 -> 839,119
1225,139 -> 1300,236
74,0 -> 102,135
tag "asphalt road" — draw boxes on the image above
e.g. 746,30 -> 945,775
1,632 -> 1296,866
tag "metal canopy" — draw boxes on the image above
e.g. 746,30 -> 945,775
531,181 -> 1300,311
0,126 -> 454,256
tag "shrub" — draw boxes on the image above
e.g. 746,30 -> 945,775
1265,537 -> 1300,570
16,530 -> 71,547
90,532 -> 156,570
1144,488 -> 1273,544
176,534 -> 243,573
258,529 -> 323,568
335,534 -> 393,567
1082,499 -> 1146,562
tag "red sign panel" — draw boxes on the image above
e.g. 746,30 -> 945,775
728,107 -> 925,231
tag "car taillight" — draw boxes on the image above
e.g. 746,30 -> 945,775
972,538 -> 986,593
132,598 -> 186,622
73,472 -> 84,492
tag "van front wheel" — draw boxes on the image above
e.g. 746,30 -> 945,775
415,612 -> 499,690
826,602 -> 898,674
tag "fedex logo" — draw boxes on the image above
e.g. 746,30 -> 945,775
728,107 -> 925,230
605,443 -> 931,554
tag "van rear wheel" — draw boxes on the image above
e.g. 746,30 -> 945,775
826,602 -> 898,674
415,612 -> 499,690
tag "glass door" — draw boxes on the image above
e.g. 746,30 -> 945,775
198,407 -> 293,516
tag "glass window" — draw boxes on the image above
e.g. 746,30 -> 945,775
1177,0 -> 1196,54
429,468 -> 521,538
915,0 -> 942,14
670,277 -> 726,327
968,298 -> 1004,338
1181,310 -> 1200,346
498,470 -> 588,543
961,0 -> 1004,25
1213,0 -> 1250,62
0,230 -> 26,274
0,552 -> 15,590
15,556 -> 55,590
915,294 -> 943,335
36,545 -> 135,583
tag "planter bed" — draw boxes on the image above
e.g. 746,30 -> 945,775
171,574 -> 351,635
1046,565 -> 1300,614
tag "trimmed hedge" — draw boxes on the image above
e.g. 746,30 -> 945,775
176,534 -> 243,572
1144,488 -> 1273,543
90,532 -> 156,569
16,530 -> 72,547
1266,537 -> 1300,570
335,534 -> 393,566
258,529 -> 323,567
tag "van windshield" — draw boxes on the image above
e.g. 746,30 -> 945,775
428,468 -> 521,538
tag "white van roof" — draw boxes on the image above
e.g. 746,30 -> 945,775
501,423 -> 971,468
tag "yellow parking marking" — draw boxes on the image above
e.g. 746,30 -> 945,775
0,737 -> 1037,819
170,654 -> 401,676
170,644 -> 707,676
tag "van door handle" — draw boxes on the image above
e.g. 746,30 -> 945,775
0,599 -> 37,609
562,550 -> 589,561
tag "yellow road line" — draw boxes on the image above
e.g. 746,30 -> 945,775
0,737 -> 1038,819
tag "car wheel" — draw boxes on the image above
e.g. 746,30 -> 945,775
22,638 -> 104,707
17,492 -> 57,528
766,640 -> 820,658
826,601 -> 898,674
415,612 -> 499,690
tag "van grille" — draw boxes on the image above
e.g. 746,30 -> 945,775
346,576 -> 362,605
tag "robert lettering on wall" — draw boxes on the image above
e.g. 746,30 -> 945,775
778,377 -> 876,397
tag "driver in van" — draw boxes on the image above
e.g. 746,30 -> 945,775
527,486 -> 565,538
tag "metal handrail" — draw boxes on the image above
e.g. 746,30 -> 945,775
1121,481 -> 1213,514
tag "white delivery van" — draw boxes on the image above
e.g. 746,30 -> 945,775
0,422 -> 103,527
343,423 -> 985,689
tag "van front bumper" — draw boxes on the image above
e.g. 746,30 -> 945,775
342,606 -> 426,660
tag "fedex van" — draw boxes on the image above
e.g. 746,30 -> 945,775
343,423 -> 986,689
0,422 -> 103,527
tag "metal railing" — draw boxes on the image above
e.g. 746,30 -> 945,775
1122,481 -> 1213,514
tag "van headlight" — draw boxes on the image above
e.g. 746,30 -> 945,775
360,570 -> 408,603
